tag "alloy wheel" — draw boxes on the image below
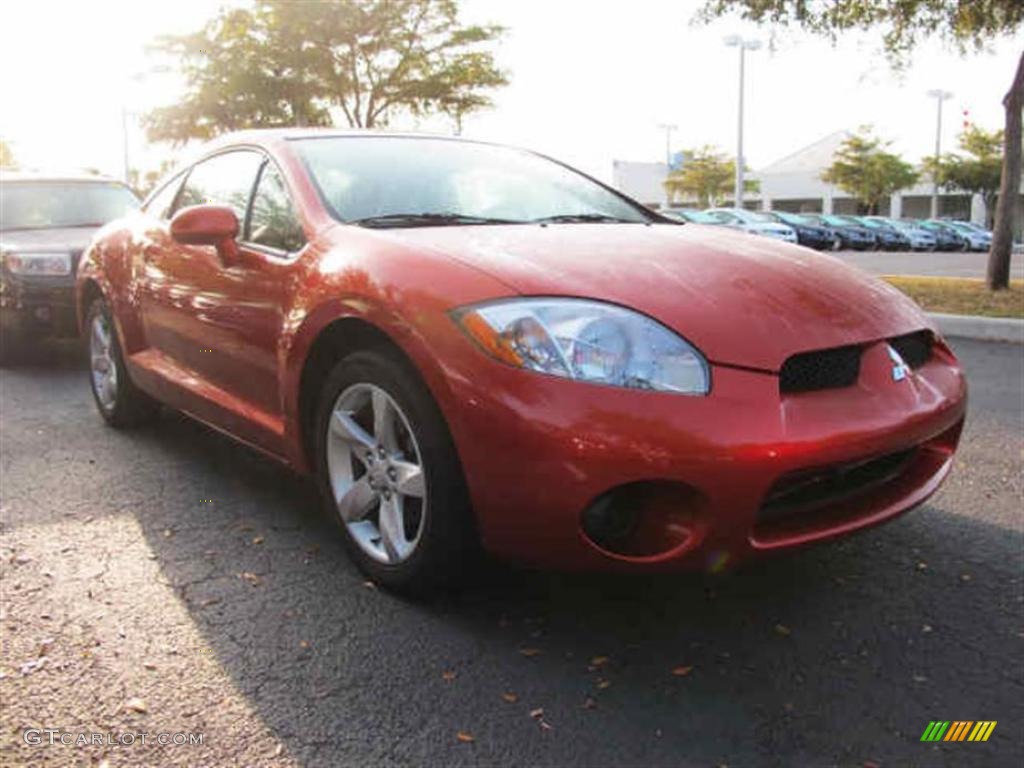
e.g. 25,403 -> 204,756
326,383 -> 427,564
90,312 -> 118,410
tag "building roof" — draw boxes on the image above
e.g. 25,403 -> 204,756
757,131 -> 851,175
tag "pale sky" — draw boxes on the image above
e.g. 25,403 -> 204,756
1,0 -> 1021,183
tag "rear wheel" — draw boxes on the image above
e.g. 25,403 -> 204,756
86,298 -> 158,427
314,349 -> 476,593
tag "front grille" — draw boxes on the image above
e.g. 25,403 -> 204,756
759,448 -> 917,525
779,345 -> 861,393
889,330 -> 933,369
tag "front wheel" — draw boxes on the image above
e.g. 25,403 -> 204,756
313,349 -> 476,593
86,298 -> 159,427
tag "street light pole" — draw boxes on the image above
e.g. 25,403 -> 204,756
724,36 -> 761,209
927,89 -> 953,219
657,122 -> 677,208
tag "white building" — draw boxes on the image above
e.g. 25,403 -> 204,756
611,160 -> 669,209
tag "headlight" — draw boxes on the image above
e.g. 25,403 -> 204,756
454,298 -> 710,395
3,251 -> 72,276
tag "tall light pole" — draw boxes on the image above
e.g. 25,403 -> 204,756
724,35 -> 761,209
926,89 -> 953,219
657,122 -> 677,208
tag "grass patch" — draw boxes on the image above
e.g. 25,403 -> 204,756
881,276 -> 1024,319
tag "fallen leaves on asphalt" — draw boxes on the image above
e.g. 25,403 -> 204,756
442,670 -> 457,682
456,731 -> 474,743
774,624 -> 792,637
19,657 -> 47,676
519,647 -> 542,657
501,692 -> 518,703
671,665 -> 694,677
582,697 -> 597,710
240,572 -> 262,587
124,697 -> 148,714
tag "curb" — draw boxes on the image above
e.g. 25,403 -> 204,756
928,312 -> 1024,344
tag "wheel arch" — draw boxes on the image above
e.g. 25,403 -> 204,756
292,314 -> 461,476
77,277 -> 106,333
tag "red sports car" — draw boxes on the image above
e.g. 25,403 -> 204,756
77,131 -> 966,591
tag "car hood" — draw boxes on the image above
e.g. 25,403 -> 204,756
0,226 -> 99,253
384,223 -> 930,371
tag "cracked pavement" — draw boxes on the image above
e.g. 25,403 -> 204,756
0,338 -> 1021,767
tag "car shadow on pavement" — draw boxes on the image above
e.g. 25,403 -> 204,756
121,407 -> 1023,768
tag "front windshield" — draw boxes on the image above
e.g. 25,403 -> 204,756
1,181 -> 138,231
822,215 -> 851,227
681,210 -> 718,223
785,213 -> 822,226
294,137 -> 651,226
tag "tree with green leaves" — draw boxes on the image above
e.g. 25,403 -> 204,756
925,125 -> 1004,226
664,146 -> 758,207
696,0 -> 1023,288
145,0 -> 507,144
821,129 -> 919,214
0,139 -> 16,169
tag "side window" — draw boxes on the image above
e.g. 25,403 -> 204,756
145,173 -> 185,220
176,151 -> 263,223
247,163 -> 306,253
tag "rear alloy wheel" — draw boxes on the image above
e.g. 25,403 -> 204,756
86,298 -> 158,427
314,350 -> 475,592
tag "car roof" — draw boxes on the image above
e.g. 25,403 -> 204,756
200,128 -> 514,155
0,170 -> 128,184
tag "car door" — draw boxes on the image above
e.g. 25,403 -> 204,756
137,150 -> 301,455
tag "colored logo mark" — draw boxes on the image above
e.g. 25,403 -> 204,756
920,721 -> 996,742
887,344 -> 910,382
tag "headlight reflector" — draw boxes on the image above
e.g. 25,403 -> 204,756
4,252 -> 72,276
454,298 -> 710,395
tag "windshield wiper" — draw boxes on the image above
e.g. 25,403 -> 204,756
349,212 -> 522,229
532,213 -> 639,224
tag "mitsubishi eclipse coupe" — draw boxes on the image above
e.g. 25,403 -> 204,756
76,131 -> 966,591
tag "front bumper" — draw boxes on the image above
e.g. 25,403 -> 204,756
0,273 -> 78,339
445,335 -> 966,572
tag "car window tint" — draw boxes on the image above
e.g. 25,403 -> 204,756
145,173 -> 185,219
176,151 -> 263,222
248,163 -> 305,252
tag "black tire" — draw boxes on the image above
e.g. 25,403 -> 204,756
313,348 -> 477,594
86,298 -> 159,428
0,325 -> 26,367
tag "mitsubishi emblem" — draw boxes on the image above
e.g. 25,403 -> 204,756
887,345 -> 910,382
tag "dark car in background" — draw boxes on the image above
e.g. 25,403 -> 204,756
0,172 -> 139,361
918,220 -> 971,251
764,211 -> 836,250
936,220 -> 992,252
800,213 -> 877,250
850,216 -> 912,251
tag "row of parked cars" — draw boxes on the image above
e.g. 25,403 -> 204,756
666,207 -> 994,253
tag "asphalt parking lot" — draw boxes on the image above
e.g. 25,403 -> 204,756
1,338 -> 1022,767
833,249 -> 1024,279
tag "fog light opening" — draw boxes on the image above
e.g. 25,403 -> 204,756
580,481 -> 706,560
